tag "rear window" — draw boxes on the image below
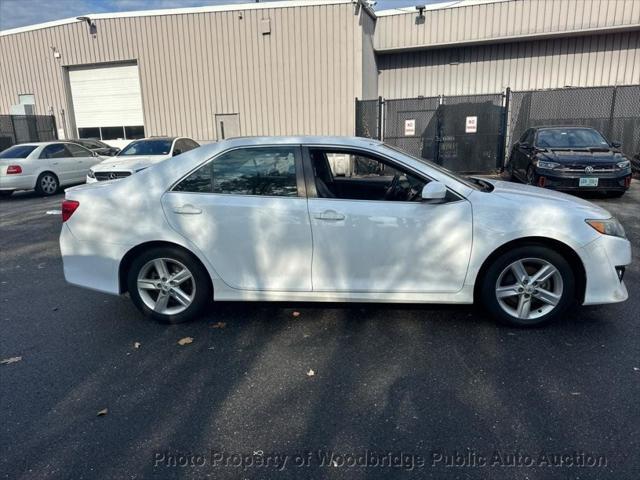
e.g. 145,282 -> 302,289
119,139 -> 173,156
0,145 -> 37,159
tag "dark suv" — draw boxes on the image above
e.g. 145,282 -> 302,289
507,126 -> 632,197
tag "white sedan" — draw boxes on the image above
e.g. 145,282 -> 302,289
59,137 -> 631,327
86,137 -> 199,183
0,141 -> 104,197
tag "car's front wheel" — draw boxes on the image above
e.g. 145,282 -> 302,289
480,246 -> 575,327
127,247 -> 212,324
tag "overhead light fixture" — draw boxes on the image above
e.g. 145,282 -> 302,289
415,5 -> 426,24
76,16 -> 97,35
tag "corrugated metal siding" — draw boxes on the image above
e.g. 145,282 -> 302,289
360,10 -> 378,100
0,3 -> 365,141
378,31 -> 640,97
375,0 -> 640,51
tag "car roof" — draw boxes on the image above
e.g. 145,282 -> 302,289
211,136 -> 383,149
533,126 -> 600,131
10,141 -> 79,147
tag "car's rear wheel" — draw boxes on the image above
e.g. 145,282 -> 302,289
127,247 -> 211,324
0,191 -> 13,198
480,246 -> 575,327
35,172 -> 59,196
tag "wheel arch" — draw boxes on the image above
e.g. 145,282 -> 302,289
118,240 -> 214,296
473,236 -> 587,304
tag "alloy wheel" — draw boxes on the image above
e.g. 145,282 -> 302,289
495,257 -> 563,321
41,175 -> 58,194
136,258 -> 196,315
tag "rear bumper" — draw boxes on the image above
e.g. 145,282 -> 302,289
579,234 -> 631,305
535,168 -> 632,191
60,224 -> 127,295
0,174 -> 36,191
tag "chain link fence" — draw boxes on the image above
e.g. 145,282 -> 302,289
357,85 -> 639,173
0,115 -> 58,151
508,85 -> 640,164
354,98 -> 380,140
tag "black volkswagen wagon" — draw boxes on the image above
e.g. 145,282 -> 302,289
507,126 -> 632,197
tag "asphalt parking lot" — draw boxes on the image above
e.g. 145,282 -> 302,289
1,181 -> 639,480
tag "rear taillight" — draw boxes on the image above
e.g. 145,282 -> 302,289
6,165 -> 22,174
62,200 -> 80,222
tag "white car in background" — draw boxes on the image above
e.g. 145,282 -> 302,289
0,141 -> 104,197
60,136 -> 631,328
87,137 -> 199,183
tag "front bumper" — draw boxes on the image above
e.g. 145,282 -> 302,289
535,168 -> 632,191
579,234 -> 631,305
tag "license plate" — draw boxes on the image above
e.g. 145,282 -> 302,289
579,177 -> 598,187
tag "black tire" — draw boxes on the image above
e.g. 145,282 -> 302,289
0,191 -> 13,198
480,245 -> 575,327
525,165 -> 537,186
127,246 -> 212,324
35,172 -> 59,196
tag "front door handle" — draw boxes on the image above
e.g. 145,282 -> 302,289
173,204 -> 202,215
314,210 -> 345,221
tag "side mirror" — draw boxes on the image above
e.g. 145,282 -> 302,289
173,149 -> 182,157
611,141 -> 622,148
421,181 -> 447,201
520,142 -> 531,150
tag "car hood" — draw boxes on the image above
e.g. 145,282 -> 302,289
537,149 -> 624,164
481,179 -> 612,218
92,155 -> 170,172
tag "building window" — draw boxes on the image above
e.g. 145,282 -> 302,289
77,125 -> 145,141
78,127 -> 101,139
124,125 -> 145,139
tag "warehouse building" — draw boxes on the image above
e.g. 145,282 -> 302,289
0,0 -> 638,150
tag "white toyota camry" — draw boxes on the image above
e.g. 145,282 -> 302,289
59,137 -> 631,327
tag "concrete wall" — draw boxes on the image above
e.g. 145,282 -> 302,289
0,1 -> 367,142
378,30 -> 640,98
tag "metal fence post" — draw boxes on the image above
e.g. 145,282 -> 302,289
9,115 -> 17,144
607,86 -> 617,141
377,96 -> 383,141
499,87 -> 511,171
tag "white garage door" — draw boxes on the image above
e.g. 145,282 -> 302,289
69,64 -> 145,144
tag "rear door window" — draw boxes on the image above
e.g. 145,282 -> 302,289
40,144 -> 71,159
174,147 -> 299,197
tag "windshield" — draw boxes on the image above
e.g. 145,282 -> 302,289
119,139 -> 172,156
0,144 -> 37,159
535,128 -> 609,149
383,144 -> 487,191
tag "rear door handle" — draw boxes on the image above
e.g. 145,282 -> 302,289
173,204 -> 202,215
314,210 -> 345,221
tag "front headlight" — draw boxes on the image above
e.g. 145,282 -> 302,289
616,160 -> 630,169
87,169 -> 95,179
585,218 -> 626,238
536,160 -> 560,169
